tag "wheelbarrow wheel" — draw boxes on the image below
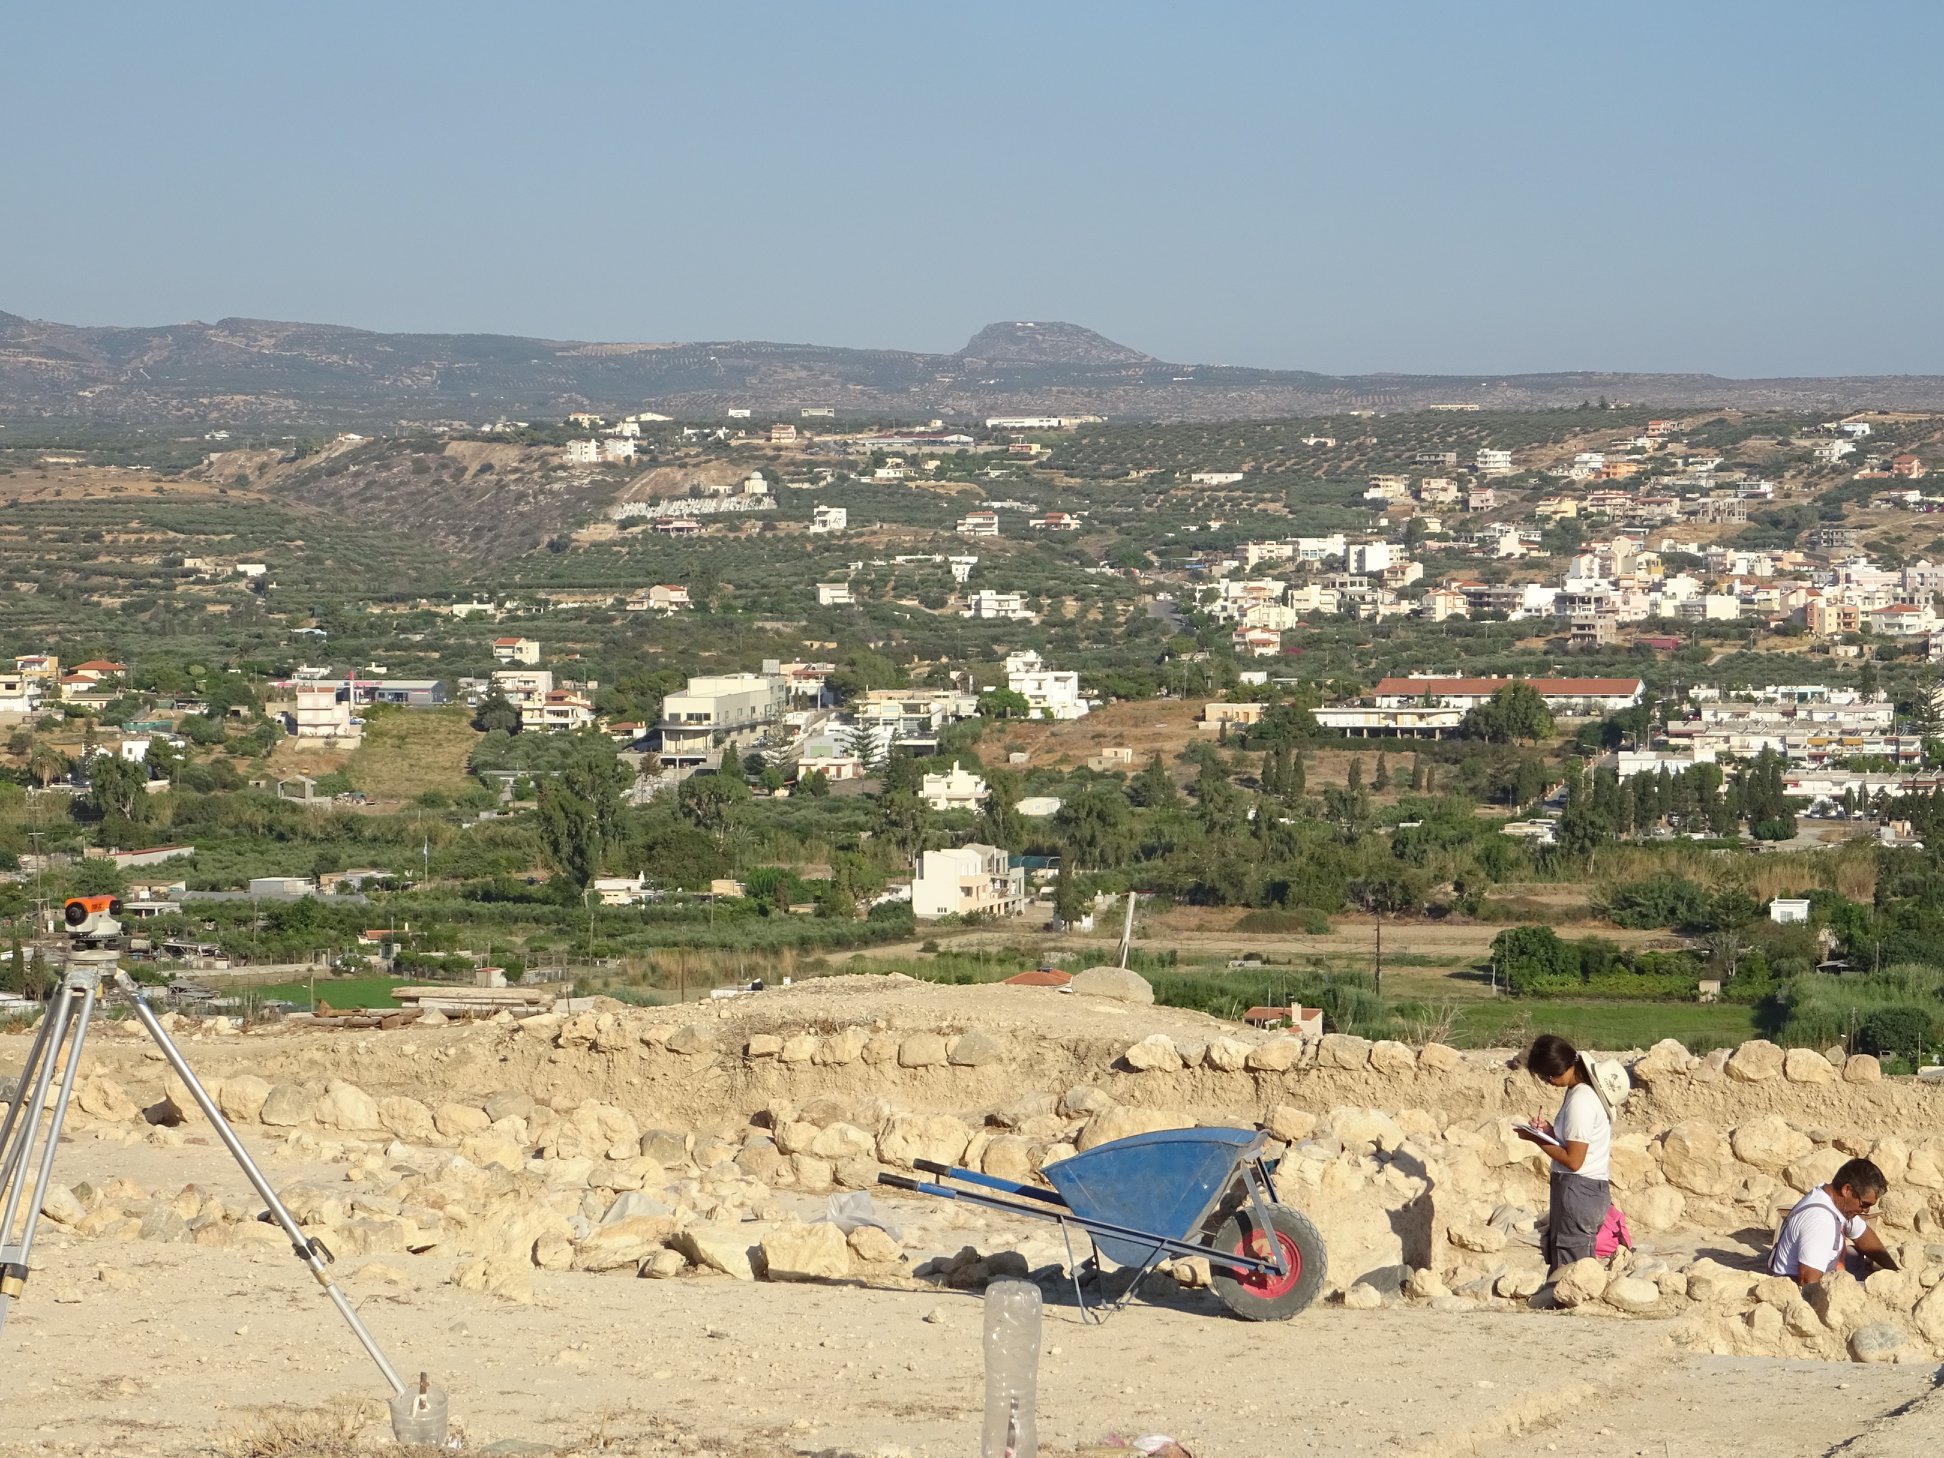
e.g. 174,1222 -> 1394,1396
1208,1203 -> 1327,1321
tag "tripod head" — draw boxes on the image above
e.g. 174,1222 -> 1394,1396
63,895 -> 125,953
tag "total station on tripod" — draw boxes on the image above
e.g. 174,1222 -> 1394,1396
62,894 -> 124,949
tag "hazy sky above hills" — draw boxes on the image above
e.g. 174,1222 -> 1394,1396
8,2 -> 1943,377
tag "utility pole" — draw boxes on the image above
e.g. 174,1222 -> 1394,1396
1373,916 -> 1383,1000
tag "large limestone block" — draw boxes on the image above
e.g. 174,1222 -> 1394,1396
1265,1105 -> 1318,1143
1629,1184 -> 1685,1232
1659,1121 -> 1735,1197
761,1222 -> 851,1281
947,1030 -> 1005,1067
1328,1107 -> 1405,1153
861,1032 -> 901,1065
813,1028 -> 868,1065
1783,1048 -> 1836,1084
449,1256 -> 532,1304
876,1113 -> 971,1169
1203,1038 -> 1252,1073
1076,1106 -> 1193,1152
1122,1035 -> 1183,1073
434,1103 -> 491,1139
1784,1147 -> 1850,1195
1843,1054 -> 1882,1084
1552,1258 -> 1609,1307
1417,1043 -> 1462,1073
214,1075 -> 271,1124
809,1123 -> 875,1161
1730,1116 -> 1814,1174
665,1024 -> 716,1057
1317,1034 -> 1372,1070
778,1033 -> 819,1064
1687,1257 -> 1757,1305
1603,1275 -> 1661,1312
744,1034 -> 782,1058
572,1216 -> 677,1272
980,1135 -> 1036,1184
1367,1040 -> 1416,1076
1070,966 -> 1153,1004
313,1081 -> 383,1132
1725,1040 -> 1784,1083
1849,1324 -> 1911,1364
1629,1038 -> 1694,1089
897,1032 -> 948,1068
1870,1136 -> 1910,1184
378,1096 -> 438,1144
1246,1039 -> 1303,1072
676,1223 -> 762,1280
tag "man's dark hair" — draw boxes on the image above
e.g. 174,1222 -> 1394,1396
1832,1157 -> 1888,1200
1525,1033 -> 1578,1080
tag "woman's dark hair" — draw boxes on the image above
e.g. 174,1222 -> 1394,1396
1525,1034 -> 1579,1080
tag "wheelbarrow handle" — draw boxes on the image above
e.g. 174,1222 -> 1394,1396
913,1158 -> 953,1176
878,1173 -> 923,1193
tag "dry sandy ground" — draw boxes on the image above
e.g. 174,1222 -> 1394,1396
0,1134 -> 1934,1458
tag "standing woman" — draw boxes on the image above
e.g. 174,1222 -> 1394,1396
1516,1033 -> 1612,1272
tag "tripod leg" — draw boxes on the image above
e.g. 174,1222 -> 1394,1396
0,983 -> 80,1333
126,995 -> 407,1396
0,999 -> 58,1177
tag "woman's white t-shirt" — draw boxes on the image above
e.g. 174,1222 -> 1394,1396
1554,1082 -> 1611,1181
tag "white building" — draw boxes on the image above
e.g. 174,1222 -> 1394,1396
963,589 -> 1036,621
810,504 -> 848,534
491,668 -> 554,706
491,636 -> 540,665
601,438 -> 637,463
816,582 -> 855,606
920,761 -> 988,812
1346,542 -> 1394,575
957,511 -> 1001,537
520,689 -> 595,734
565,439 -> 601,465
1770,898 -> 1811,925
912,843 -> 1027,920
1005,650 -> 1088,719
1191,471 -> 1245,485
985,416 -> 1066,429
288,684 -> 360,748
658,671 -> 787,766
1475,448 -> 1515,476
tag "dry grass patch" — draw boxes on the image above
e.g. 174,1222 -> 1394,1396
342,707 -> 480,802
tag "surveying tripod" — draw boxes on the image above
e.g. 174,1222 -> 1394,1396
0,900 -> 446,1443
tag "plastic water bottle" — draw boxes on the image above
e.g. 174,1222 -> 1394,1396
981,1278 -> 1041,1458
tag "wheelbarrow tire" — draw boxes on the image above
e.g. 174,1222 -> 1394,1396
1208,1203 -> 1327,1321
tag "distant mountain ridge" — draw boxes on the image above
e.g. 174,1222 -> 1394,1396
4,309 -> 1944,425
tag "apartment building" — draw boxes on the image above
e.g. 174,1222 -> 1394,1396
657,672 -> 787,766
912,844 -> 1027,920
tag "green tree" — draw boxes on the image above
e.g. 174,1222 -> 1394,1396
1053,860 -> 1086,925
1131,752 -> 1182,810
1462,682 -> 1554,744
87,752 -> 151,824
472,688 -> 522,735
678,770 -> 749,845
978,686 -> 1033,720
1055,783 -> 1135,870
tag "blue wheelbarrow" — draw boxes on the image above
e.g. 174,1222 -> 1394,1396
879,1126 -> 1328,1321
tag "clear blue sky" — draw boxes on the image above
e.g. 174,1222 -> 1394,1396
8,1 -> 1943,377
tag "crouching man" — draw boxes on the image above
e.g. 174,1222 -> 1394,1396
1769,1157 -> 1898,1286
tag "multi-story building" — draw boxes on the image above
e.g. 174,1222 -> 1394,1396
657,672 -> 787,766
491,668 -> 554,706
920,761 -> 988,812
816,582 -> 855,606
962,589 -> 1035,621
565,439 -> 601,465
289,684 -> 361,749
1474,448 -> 1515,476
1005,650 -> 1089,718
957,511 -> 1001,537
520,689 -> 595,734
491,637 -> 540,665
810,504 -> 848,533
912,844 -> 1027,920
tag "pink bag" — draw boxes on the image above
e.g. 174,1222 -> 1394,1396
1595,1204 -> 1634,1259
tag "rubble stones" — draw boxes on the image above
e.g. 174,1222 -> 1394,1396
1687,1258 -> 1757,1305
1844,1054 -> 1883,1084
1342,1282 -> 1384,1309
779,1033 -> 819,1064
434,1103 -> 491,1139
450,1256 -> 532,1303
258,1083 -> 313,1127
1069,966 -> 1154,1003
746,1034 -> 783,1058
214,1075 -> 271,1124
573,1217 -> 677,1272
379,1096 -> 438,1144
1630,1038 -> 1695,1088
813,1028 -> 867,1065
1725,1040 -> 1785,1083
1495,1269 -> 1543,1301
676,1224 -> 761,1280
1660,1121 -> 1735,1197
847,1226 -> 904,1265
1631,1185 -> 1687,1232
1122,1035 -> 1182,1073
485,1092 -> 536,1123
877,1113 -> 971,1168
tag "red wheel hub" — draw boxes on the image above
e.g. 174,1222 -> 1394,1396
1231,1226 -> 1300,1299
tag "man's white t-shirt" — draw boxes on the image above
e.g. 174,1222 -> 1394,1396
1770,1186 -> 1866,1277
1554,1082 -> 1611,1181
